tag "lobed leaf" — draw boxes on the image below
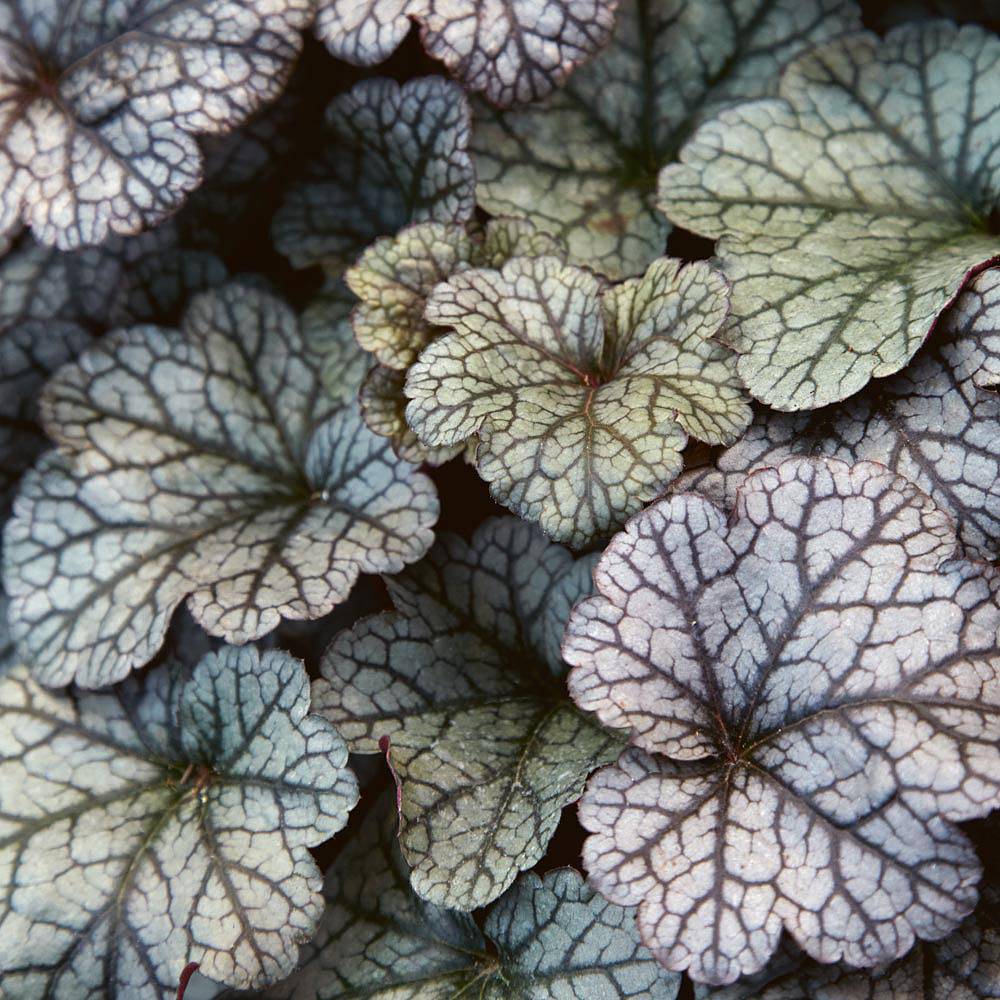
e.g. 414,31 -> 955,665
0,0 -> 313,249
699,887 -> 1000,998
0,227 -> 226,532
405,255 -> 750,547
249,793 -> 680,998
473,0 -> 860,278
272,77 -> 475,271
565,456 -> 1000,984
2,282 -> 438,688
659,22 -> 1000,409
0,637 -> 359,997
677,267 -> 1000,560
348,217 -> 563,464
313,516 -> 625,910
315,0 -> 620,107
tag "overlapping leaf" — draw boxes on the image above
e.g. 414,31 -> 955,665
0,637 -> 359,998
565,456 -> 1000,985
405,255 -> 750,547
700,888 -> 1000,998
313,517 -> 624,910
2,281 -> 438,689
473,0 -> 860,278
0,227 -> 226,528
349,217 -> 563,463
250,793 -> 679,998
272,77 -> 475,271
677,268 -> 1000,559
0,0 -> 313,249
315,0 -> 619,107
659,22 -> 1000,409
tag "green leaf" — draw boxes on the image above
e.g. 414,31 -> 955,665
2,282 -> 438,688
565,456 -> 1000,985
0,0 -> 313,249
0,639 -> 359,997
313,517 -> 625,910
473,0 -> 860,278
348,218 -> 565,372
315,0 -> 620,107
698,888 -> 1000,998
405,255 -> 749,547
250,793 -> 680,998
272,78 -> 475,271
0,228 -> 226,532
360,364 -> 466,466
347,217 -> 563,464
658,22 -> 1000,410
676,267 -> 1000,560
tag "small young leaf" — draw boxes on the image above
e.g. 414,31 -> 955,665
0,640 -> 359,997
405,255 -> 749,547
313,517 -> 625,910
565,456 -> 1000,984
698,888 -> 1000,998
0,0 -> 312,249
2,282 -> 438,688
273,78 -> 475,271
658,22 -> 1000,409
473,0 -> 860,278
349,218 -> 565,371
315,0 -> 620,107
348,217 -> 563,464
677,268 -> 1000,560
248,793 -> 680,998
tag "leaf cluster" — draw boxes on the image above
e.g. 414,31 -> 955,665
1,1 -> 999,999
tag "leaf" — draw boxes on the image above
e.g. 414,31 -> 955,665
315,0 -> 620,107
2,282 -> 439,688
0,639 -> 359,997
300,277 -> 375,410
272,78 -> 475,271
313,516 -> 624,910
0,0 -> 313,250
0,228 -> 226,530
698,888 -> 1000,998
360,364 -> 466,466
249,793 -> 680,998
405,255 -> 749,547
348,217 -> 563,464
676,267 -> 1000,560
472,0 -> 860,279
564,456 -> 1000,984
658,22 -> 1000,410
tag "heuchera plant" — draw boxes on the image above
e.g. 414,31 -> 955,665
0,1 -> 998,998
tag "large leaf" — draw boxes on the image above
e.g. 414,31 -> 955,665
405,255 -> 750,547
272,78 -> 475,271
699,888 -> 1000,998
2,282 -> 438,688
677,267 -> 1000,560
313,517 -> 624,910
658,22 -> 1000,410
251,793 -> 680,998
564,456 -> 1000,985
348,217 -> 563,464
0,228 -> 227,525
315,0 -> 619,107
0,638 -> 359,998
0,0 -> 312,250
472,0 -> 860,279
